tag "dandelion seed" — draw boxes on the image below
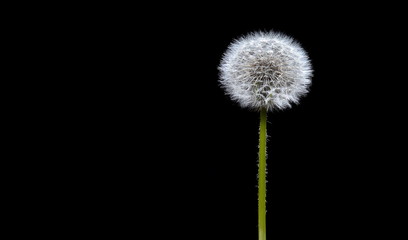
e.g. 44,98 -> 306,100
219,31 -> 313,111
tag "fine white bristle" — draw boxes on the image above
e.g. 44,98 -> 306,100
219,31 -> 313,111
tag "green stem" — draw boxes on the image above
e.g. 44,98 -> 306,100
258,108 -> 267,240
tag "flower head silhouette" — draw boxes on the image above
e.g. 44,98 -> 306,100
219,31 -> 313,111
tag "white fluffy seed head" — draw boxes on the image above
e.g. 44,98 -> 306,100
219,31 -> 313,111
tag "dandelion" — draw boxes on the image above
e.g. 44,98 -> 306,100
219,31 -> 312,240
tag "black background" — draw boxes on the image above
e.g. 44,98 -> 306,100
33,3 -> 405,239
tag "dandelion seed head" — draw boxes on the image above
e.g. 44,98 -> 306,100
219,31 -> 313,111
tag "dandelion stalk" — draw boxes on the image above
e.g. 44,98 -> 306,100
258,108 -> 267,240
